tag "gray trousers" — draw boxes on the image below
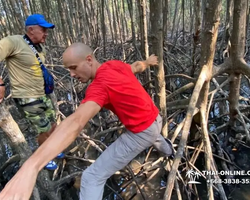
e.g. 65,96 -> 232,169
80,115 -> 173,200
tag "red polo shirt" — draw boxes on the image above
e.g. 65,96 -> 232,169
81,60 -> 159,133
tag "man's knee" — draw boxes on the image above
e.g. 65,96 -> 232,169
37,123 -> 57,145
81,169 -> 90,182
81,168 -> 96,187
81,166 -> 107,186
80,169 -> 105,200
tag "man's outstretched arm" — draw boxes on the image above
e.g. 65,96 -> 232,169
130,54 -> 158,74
0,77 -> 5,103
0,101 -> 101,200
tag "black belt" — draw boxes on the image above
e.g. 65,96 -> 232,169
14,99 -> 43,107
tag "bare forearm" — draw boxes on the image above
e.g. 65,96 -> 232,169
131,61 -> 148,74
27,114 -> 84,171
0,77 -> 4,84
24,101 -> 100,171
0,77 -> 5,103
0,102 -> 100,200
131,54 -> 158,74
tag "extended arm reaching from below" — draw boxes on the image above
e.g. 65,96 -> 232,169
0,77 -> 5,103
34,101 -> 101,171
0,101 -> 101,200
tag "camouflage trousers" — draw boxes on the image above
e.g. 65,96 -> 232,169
14,95 -> 56,134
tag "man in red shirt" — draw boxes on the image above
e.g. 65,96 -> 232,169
0,43 -> 174,200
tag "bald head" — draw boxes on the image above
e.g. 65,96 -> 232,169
63,43 -> 94,62
62,43 -> 101,83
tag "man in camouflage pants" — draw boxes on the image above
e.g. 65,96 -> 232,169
14,96 -> 56,145
0,14 -> 63,170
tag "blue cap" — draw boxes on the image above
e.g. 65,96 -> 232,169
25,14 -> 55,29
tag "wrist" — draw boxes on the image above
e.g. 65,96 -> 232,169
23,158 -> 40,173
0,83 -> 5,86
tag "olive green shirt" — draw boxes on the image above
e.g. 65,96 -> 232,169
0,35 -> 46,98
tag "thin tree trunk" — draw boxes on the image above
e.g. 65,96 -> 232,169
149,0 -> 167,137
71,0 -> 79,39
182,0 -> 185,44
101,0 -> 106,57
163,0 -> 169,34
191,0 -> 201,76
171,0 -> 179,40
14,0 -> 25,30
57,0 -> 71,46
199,1 -> 222,198
1,0 -> 14,34
117,0 -> 126,42
47,0 -> 59,46
114,0 -> 125,59
141,0 -> 151,84
141,0 -> 149,58
189,0 -> 193,34
137,0 -> 144,54
40,0 -> 46,15
218,0 -> 233,62
20,0 -> 30,18
105,0 -> 114,44
245,3 -> 250,56
64,0 -> 76,43
77,0 -> 84,42
52,2 -> 63,45
89,0 -> 99,46
28,0 -> 35,13
229,0 -> 247,134
163,0 -> 170,90
8,0 -> 23,33
73,0 -> 81,41
122,0 -> 129,38
112,0 -> 118,44
127,0 -> 136,49
82,0 -> 93,45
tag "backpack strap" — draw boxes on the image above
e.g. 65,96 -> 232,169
23,35 -> 44,68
